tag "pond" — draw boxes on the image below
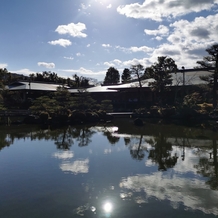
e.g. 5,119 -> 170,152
0,119 -> 218,218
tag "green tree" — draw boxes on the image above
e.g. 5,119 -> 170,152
121,68 -> 131,83
101,100 -> 113,112
30,96 -> 59,114
197,43 -> 218,108
73,74 -> 80,87
54,86 -> 74,113
146,56 -> 177,103
72,89 -> 96,110
103,67 -> 120,85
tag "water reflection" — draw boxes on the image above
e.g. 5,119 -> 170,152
120,171 -> 218,215
1,121 -> 218,217
60,158 -> 89,174
53,151 -> 74,160
103,201 -> 113,213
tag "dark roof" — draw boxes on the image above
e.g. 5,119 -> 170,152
5,68 -> 212,93
6,82 -> 68,91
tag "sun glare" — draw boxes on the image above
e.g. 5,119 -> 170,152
103,202 -> 113,213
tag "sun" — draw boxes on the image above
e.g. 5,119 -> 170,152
103,202 -> 113,213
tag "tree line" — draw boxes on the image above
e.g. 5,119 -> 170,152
0,69 -> 91,88
103,43 -> 218,108
0,43 -> 218,111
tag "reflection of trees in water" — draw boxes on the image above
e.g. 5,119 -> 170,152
0,133 -> 13,150
55,126 -> 74,150
173,137 -> 191,161
124,137 -> 130,146
102,127 -> 120,145
195,139 -> 218,190
124,134 -> 148,161
76,126 -> 95,147
148,133 -> 178,171
0,125 -> 96,151
130,135 -> 147,161
54,125 -> 95,149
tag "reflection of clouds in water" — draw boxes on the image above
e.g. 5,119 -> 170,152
145,159 -> 155,167
173,147 -> 209,175
60,158 -> 89,174
52,151 -> 74,160
119,172 -> 218,215
104,149 -> 112,154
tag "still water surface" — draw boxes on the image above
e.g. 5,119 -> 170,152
0,119 -> 218,218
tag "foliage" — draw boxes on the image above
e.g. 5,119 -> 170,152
197,43 -> 218,69
121,68 -> 131,83
0,68 -> 20,85
28,71 -> 90,88
103,67 -> 120,85
30,96 -> 59,114
146,56 -> 177,93
3,91 -> 24,109
72,74 -> 89,88
54,86 -> 75,112
197,43 -> 218,108
72,89 -> 96,110
183,92 -> 203,109
101,100 -> 113,112
130,64 -> 144,88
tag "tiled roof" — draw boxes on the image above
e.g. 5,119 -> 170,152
7,82 -> 67,91
6,69 -> 212,93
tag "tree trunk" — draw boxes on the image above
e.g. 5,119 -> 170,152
213,53 -> 218,109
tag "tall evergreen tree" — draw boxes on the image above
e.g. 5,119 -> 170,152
103,67 -> 120,85
197,43 -> 218,108
121,68 -> 131,83
146,56 -> 177,103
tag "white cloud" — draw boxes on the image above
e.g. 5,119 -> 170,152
107,4 -> 112,9
104,57 -> 152,69
53,151 -> 74,160
119,172 -> 218,215
38,62 -> 55,69
55,22 -> 87,38
104,59 -> 122,67
60,159 -> 89,174
129,13 -> 218,69
48,38 -> 72,47
80,3 -> 91,10
155,36 -> 163,41
104,62 -> 113,67
102,44 -> 111,48
119,145 -> 217,214
0,63 -> 8,68
10,68 -> 37,76
61,67 -> 105,76
87,44 -> 91,47
117,0 -> 218,21
116,45 -> 153,53
129,46 -> 154,53
169,14 -> 218,44
144,25 -> 169,36
76,53 -> 82,56
64,56 -> 74,60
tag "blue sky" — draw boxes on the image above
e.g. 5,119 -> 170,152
0,0 -> 218,81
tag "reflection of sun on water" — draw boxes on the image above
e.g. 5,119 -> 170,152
103,202 -> 113,213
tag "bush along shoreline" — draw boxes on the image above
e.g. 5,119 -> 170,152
132,104 -> 218,130
22,109 -> 114,126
